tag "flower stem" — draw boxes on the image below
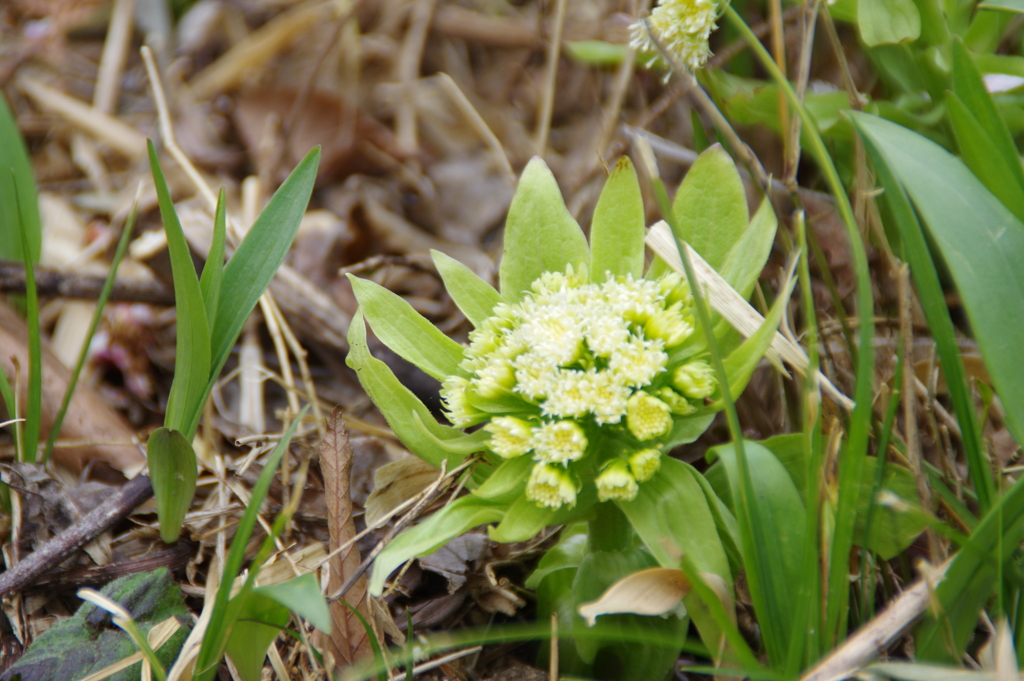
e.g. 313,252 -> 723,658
588,502 -> 633,552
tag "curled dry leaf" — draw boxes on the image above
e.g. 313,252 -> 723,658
0,300 -> 144,477
577,567 -> 692,627
364,456 -> 440,529
319,407 -> 372,670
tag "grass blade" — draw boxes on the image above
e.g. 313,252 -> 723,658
200,188 -> 227,329
148,141 -> 211,438
42,198 -> 139,463
0,93 -> 40,264
208,146 -> 320,402
193,404 -> 308,681
15,179 -> 40,463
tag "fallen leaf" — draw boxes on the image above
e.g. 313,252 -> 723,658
318,407 -> 372,670
364,456 -> 439,529
0,300 -> 144,477
577,567 -> 692,627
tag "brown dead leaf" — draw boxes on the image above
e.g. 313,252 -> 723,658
0,300 -> 144,477
233,87 -> 399,184
364,456 -> 439,529
318,406 -> 372,670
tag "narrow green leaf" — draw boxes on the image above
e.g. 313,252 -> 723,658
850,111 -> 999,507
224,592 -> 291,681
857,0 -> 921,46
348,275 -> 466,381
44,202 -> 138,463
471,455 -> 533,501
368,495 -> 506,595
209,146 -> 320,394
411,412 -> 491,455
945,93 -> 1024,222
950,38 -> 1024,197
147,427 -> 198,544
200,188 -> 227,328
346,310 -> 472,470
979,0 -> 1024,12
0,93 -> 40,264
718,197 -> 778,299
916,474 -> 1024,660
193,405 -> 308,681
671,145 -> 749,273
16,187 -> 40,463
589,156 -> 645,281
707,441 -> 805,666
148,141 -> 211,437
431,250 -> 504,327
499,157 -> 589,301
254,573 -> 331,633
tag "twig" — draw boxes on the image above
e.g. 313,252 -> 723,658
799,559 -> 951,681
534,0 -> 568,156
0,261 -> 173,304
0,474 -> 154,598
396,0 -> 437,155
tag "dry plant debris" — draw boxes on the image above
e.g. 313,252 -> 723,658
0,0 -> 1014,679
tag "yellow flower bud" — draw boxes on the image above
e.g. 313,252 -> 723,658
628,448 -> 662,482
527,464 -> 578,508
485,417 -> 534,459
626,391 -> 673,441
595,459 -> 639,502
672,360 -> 715,399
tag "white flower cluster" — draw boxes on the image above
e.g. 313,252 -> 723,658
630,0 -> 719,72
442,266 -> 717,508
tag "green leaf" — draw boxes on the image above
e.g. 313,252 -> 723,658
950,38 -> 1024,200
718,196 -> 778,299
707,441 -> 804,666
412,412 -> 491,455
499,157 -> 589,301
471,455 -> 533,501
348,275 -> 466,381
857,0 -> 921,46
431,250 -> 504,327
2,568 -> 190,681
148,141 -> 211,438
671,146 -> 748,273
850,111 -> 1003,506
368,495 -> 506,595
0,92 -> 40,264
947,95 -> 1024,220
16,193 -> 40,463
853,459 -> 926,560
147,427 -> 198,544
979,0 -> 1024,14
916,474 -> 1024,660
209,146 -> 320,408
525,523 -> 588,589
200,188 -> 227,328
254,573 -> 331,633
346,310 -> 471,470
193,406 -> 307,681
663,413 -> 716,449
224,592 -> 291,681
564,40 -> 629,67
589,156 -> 645,281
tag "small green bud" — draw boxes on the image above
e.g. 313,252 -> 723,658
644,303 -> 693,347
440,376 -> 487,427
474,358 -> 516,398
654,387 -> 696,415
626,391 -> 673,441
595,459 -> 639,502
527,463 -> 578,508
672,360 -> 715,400
628,448 -> 662,482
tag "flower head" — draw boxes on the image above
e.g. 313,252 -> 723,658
486,417 -> 534,459
527,464 -> 579,508
440,376 -> 486,428
630,0 -> 719,72
532,420 -> 588,465
626,391 -> 673,441
673,360 -> 716,400
596,459 -> 640,502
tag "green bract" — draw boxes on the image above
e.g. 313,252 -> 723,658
347,151 -> 779,601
